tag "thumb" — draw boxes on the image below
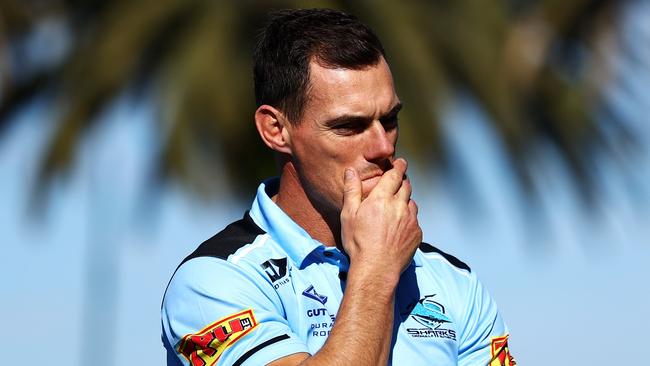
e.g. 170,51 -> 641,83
342,167 -> 361,214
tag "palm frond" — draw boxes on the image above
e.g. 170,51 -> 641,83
0,0 -> 635,210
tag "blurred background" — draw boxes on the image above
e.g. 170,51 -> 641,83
1,1 -> 648,365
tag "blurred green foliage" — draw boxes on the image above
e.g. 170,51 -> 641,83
0,0 -> 635,204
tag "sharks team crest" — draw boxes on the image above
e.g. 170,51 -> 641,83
405,295 -> 456,340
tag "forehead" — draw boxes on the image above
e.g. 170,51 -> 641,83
304,57 -> 399,120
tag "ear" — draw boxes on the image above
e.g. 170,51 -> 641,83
255,105 -> 292,154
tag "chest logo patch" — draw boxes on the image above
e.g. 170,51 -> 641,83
405,295 -> 456,340
411,296 -> 452,328
178,309 -> 257,366
302,285 -> 328,305
260,258 -> 288,283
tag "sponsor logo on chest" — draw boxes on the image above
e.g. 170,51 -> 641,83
302,285 -> 336,338
302,285 -> 328,305
260,258 -> 290,289
307,308 -> 336,337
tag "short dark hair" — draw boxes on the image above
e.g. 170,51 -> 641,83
253,8 -> 386,123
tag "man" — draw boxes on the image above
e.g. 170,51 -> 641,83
162,8 -> 515,366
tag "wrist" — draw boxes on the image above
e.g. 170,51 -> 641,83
346,262 -> 401,296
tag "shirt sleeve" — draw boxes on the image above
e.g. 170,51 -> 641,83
162,256 -> 309,366
457,271 -> 516,366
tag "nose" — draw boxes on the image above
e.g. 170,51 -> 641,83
364,120 -> 395,162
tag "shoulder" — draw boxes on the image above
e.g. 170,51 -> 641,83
163,212 -> 276,309
180,211 -> 267,265
417,242 -> 471,273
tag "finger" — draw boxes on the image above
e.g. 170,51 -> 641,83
342,167 -> 362,215
371,158 -> 408,197
396,175 -> 412,202
408,200 -> 422,243
408,199 -> 418,216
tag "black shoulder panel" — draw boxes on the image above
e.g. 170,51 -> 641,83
419,242 -> 471,273
180,211 -> 266,266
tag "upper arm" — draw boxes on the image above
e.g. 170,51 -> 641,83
456,271 -> 515,366
265,352 -> 310,366
162,257 -> 309,366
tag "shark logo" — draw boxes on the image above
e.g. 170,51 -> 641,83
410,295 -> 452,329
405,294 -> 457,340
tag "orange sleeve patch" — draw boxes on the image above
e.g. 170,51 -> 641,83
178,309 -> 258,366
490,334 -> 516,366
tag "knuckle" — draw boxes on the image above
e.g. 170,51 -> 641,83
408,200 -> 418,212
340,209 -> 353,221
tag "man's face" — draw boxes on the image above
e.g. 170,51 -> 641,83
287,57 -> 401,214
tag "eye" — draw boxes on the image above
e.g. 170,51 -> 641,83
332,120 -> 368,135
380,114 -> 399,130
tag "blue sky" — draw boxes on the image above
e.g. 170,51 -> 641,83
1,2 -> 649,365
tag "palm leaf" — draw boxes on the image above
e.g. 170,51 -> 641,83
0,0 -> 636,208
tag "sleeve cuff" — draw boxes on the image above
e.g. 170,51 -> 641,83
236,334 -> 310,366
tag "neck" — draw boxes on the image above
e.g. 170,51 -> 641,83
273,162 -> 340,248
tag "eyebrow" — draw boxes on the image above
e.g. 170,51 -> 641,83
324,102 -> 403,126
381,102 -> 403,119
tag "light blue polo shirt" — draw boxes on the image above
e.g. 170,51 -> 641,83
162,178 -> 513,365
